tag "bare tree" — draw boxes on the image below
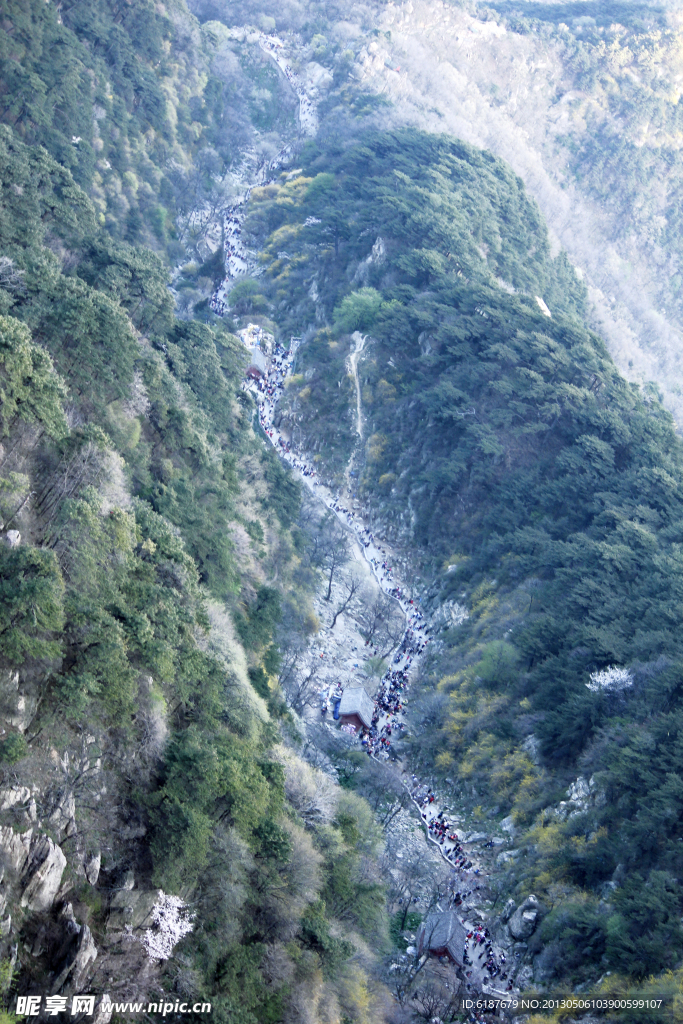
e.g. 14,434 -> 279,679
410,978 -> 461,1022
310,516 -> 349,601
360,591 -> 405,656
280,657 -> 322,716
354,760 -> 412,831
383,845 -> 437,931
329,575 -> 361,629
0,257 -> 25,294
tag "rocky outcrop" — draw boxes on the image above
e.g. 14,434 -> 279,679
496,848 -> 521,866
91,995 -> 113,1024
52,913 -> 99,994
500,898 -> 516,923
0,787 -> 31,811
432,599 -> 469,631
556,775 -> 606,820
84,852 -> 101,886
107,888 -> 159,933
508,894 -> 541,940
0,668 -> 37,733
0,825 -> 32,873
48,790 -> 76,833
69,925 -> 97,991
20,835 -> 67,912
0,826 -> 68,918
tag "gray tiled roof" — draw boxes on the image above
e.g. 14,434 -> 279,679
418,911 -> 466,963
338,686 -> 374,728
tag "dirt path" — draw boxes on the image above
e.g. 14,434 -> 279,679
348,331 -> 366,440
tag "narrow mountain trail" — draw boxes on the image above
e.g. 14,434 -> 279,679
244,343 -> 518,998
348,331 -> 366,440
210,29 -> 516,997
207,30 -> 318,314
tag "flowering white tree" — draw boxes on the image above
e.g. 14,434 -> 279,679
141,891 -> 195,962
586,666 -> 633,693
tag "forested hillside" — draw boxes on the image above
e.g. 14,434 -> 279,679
0,2 -> 391,1021
6,0 -> 683,1015
243,126 -> 683,997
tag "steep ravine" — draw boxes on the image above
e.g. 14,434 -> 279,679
203,11 -> 579,1005
352,0 -> 683,425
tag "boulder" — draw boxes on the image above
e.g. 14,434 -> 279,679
71,925 -> 98,990
500,815 -> 516,835
556,774 -> 606,820
463,832 -> 489,843
6,692 -> 37,733
52,923 -> 97,993
522,734 -> 541,764
0,787 -> 31,811
21,835 -> 67,912
3,531 -> 21,548
48,790 -> 76,831
496,849 -> 520,866
508,895 -> 541,941
500,898 -> 516,923
433,600 -> 469,631
60,902 -> 81,938
92,995 -> 113,1024
107,889 -> 159,933
0,826 -> 32,873
84,852 -> 101,886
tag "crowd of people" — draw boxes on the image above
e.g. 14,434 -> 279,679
463,926 -> 512,990
204,31 -> 315,315
199,26 -> 520,1012
359,610 -> 430,758
230,266 -> 517,1002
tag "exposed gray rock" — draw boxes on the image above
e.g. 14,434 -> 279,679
71,925 -> 98,990
0,787 -> 31,812
107,889 -> 159,933
500,898 -> 516,923
496,848 -> 520,865
5,692 -> 37,733
52,923 -> 97,993
463,832 -> 488,843
60,902 -> 81,937
0,825 -> 32,873
432,599 -> 469,630
48,790 -> 76,832
515,964 -> 534,990
84,852 -> 101,886
91,994 -> 113,1024
21,835 -> 67,912
3,531 -> 21,548
500,815 -> 516,835
522,734 -> 541,764
556,774 -> 606,820
508,895 -> 541,940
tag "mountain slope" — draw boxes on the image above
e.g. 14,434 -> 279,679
0,2 -> 391,1021
245,126 -> 683,990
